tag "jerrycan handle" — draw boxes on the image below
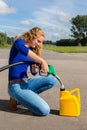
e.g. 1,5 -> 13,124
69,88 -> 80,103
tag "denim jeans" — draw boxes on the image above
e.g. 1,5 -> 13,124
8,75 -> 58,116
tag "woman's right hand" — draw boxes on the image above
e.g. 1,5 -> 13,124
41,59 -> 48,74
28,50 -> 48,73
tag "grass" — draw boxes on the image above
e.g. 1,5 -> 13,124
43,45 -> 87,53
0,44 -> 11,48
0,44 -> 87,53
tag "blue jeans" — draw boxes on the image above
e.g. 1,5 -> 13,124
8,75 -> 58,116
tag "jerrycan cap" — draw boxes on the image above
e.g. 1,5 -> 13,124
60,88 -> 65,91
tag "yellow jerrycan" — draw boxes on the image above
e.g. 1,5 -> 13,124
60,88 -> 80,116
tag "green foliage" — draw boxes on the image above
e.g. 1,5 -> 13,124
81,37 -> 87,46
0,32 -> 7,45
56,39 -> 78,46
0,32 -> 14,47
70,15 -> 87,46
43,40 -> 55,45
7,37 -> 14,44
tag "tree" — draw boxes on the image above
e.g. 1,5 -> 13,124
70,15 -> 87,46
43,40 -> 54,45
0,32 -> 7,45
0,32 -> 14,46
56,39 -> 76,46
7,37 -> 14,45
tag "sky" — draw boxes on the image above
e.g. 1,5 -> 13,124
0,0 -> 87,41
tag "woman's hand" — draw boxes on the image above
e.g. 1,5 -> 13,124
28,50 -> 48,74
31,64 -> 39,73
41,59 -> 48,74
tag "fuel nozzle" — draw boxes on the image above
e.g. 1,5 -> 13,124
39,64 -> 65,90
48,64 -> 65,90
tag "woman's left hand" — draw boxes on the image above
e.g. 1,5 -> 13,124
31,64 -> 39,73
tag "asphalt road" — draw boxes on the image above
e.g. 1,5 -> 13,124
0,49 -> 87,130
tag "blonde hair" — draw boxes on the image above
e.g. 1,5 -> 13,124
15,27 -> 45,57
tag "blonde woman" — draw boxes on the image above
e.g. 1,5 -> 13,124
8,27 -> 58,116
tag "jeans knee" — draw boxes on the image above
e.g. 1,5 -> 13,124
39,105 -> 50,116
48,75 -> 58,86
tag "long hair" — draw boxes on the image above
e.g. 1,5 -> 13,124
15,27 -> 45,57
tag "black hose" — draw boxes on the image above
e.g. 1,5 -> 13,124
0,61 -> 40,72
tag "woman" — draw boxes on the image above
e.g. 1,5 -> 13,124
8,27 -> 58,116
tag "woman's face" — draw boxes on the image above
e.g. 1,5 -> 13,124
28,35 -> 44,48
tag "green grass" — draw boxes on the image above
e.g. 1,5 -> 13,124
0,44 -> 87,53
0,44 -> 11,48
43,45 -> 87,53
